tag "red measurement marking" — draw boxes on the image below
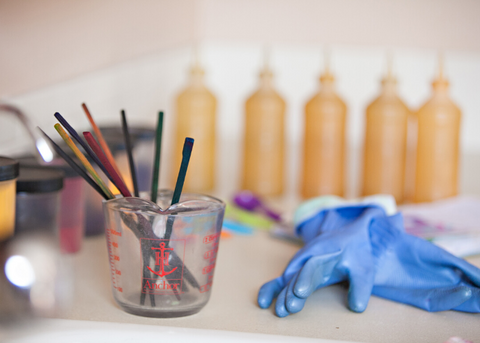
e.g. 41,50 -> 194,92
203,233 -> 220,244
115,269 -> 121,275
202,263 -> 215,275
110,229 -> 122,237
200,283 -> 212,293
112,242 -> 118,248
117,287 -> 123,293
204,249 -> 217,260
207,274 -> 214,282
105,229 -> 116,289
114,255 -> 120,261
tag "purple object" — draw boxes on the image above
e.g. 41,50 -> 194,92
233,190 -> 282,222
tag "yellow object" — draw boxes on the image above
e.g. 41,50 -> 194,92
242,52 -> 286,196
414,56 -> 461,203
362,56 -> 410,204
174,51 -> 217,192
301,54 -> 347,199
0,157 -> 18,241
225,202 -> 274,230
0,179 -> 16,241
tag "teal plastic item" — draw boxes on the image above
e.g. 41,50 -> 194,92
222,219 -> 254,235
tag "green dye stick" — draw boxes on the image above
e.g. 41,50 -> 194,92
151,111 -> 164,203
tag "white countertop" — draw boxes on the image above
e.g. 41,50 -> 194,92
5,230 -> 478,343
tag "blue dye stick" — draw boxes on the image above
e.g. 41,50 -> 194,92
171,137 -> 194,205
164,137 -> 194,243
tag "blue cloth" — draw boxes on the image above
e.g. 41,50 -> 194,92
258,204 -> 480,317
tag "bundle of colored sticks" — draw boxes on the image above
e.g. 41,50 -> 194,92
39,104 -> 194,207
39,104 -> 197,306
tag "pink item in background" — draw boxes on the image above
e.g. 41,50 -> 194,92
400,196 -> 480,257
444,337 -> 473,343
59,176 -> 85,253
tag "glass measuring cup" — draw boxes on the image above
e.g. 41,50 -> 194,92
103,190 -> 225,317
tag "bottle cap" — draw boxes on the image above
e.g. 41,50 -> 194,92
17,167 -> 64,193
432,53 -> 449,89
259,45 -> 274,80
319,49 -> 335,84
0,156 -> 19,181
381,51 -> 397,87
190,45 -> 205,76
190,65 -> 205,77
320,72 -> 335,83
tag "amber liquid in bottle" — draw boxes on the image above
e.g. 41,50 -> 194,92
174,61 -> 217,192
414,62 -> 461,202
362,69 -> 410,203
242,66 -> 286,197
301,68 -> 346,198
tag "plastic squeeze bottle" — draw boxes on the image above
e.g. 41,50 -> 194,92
174,53 -> 217,192
414,57 -> 461,202
242,55 -> 286,197
362,58 -> 410,203
301,56 -> 347,198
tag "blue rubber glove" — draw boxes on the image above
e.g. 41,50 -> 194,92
258,205 -> 382,316
258,202 -> 480,317
370,214 -> 480,312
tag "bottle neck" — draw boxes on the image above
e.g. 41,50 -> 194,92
189,67 -> 205,86
259,70 -> 274,89
319,73 -> 335,92
380,77 -> 398,96
432,79 -> 450,96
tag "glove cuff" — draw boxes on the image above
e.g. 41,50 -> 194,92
294,195 -> 397,229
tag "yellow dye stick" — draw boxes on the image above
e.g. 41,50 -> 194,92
54,123 -> 115,199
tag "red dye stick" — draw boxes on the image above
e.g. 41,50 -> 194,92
83,131 -> 132,197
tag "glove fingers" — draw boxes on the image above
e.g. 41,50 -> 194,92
373,285 -> 473,312
258,277 -> 284,309
275,282 -> 291,317
347,266 -> 374,313
285,272 -> 307,314
453,287 -> 480,313
293,252 -> 342,299
280,252 -> 343,316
